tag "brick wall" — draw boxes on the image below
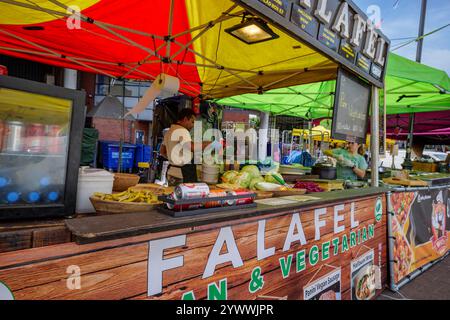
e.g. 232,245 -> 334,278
92,118 -> 150,144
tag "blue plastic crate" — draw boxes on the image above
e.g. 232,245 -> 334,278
134,144 -> 152,166
101,143 -> 136,171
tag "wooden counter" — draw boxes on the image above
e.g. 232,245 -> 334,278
0,188 -> 388,300
66,187 -> 388,244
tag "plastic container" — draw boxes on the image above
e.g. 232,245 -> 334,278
201,164 -> 220,184
134,144 -> 152,167
312,165 -> 337,180
76,167 -> 114,213
101,143 -> 136,172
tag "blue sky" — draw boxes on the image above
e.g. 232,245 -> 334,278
353,0 -> 450,75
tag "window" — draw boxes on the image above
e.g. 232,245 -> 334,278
94,75 -> 154,120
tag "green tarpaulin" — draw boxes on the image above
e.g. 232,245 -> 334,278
217,53 -> 450,118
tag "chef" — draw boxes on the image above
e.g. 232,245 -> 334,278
164,108 -> 212,186
324,142 -> 368,181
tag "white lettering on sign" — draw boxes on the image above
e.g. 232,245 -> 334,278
146,201 -> 378,298
147,235 -> 186,296
334,204 -> 345,234
315,0 -> 333,24
283,213 -> 307,251
351,202 -> 360,229
203,227 -> 244,279
363,21 -> 379,59
375,37 -> 387,66
332,1 -> 350,39
350,14 -> 367,47
314,207 -> 327,240
299,0 -> 312,9
257,220 -> 276,260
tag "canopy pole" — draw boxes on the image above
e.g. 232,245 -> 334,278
371,85 -> 380,187
258,112 -> 270,162
402,112 -> 415,170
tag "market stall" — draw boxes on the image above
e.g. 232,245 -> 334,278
0,0 -> 391,301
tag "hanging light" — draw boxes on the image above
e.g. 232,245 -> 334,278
225,18 -> 279,45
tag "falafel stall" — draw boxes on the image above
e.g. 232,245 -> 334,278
0,0 -> 394,300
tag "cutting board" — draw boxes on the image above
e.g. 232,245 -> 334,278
297,179 -> 345,191
383,177 -> 428,187
272,189 -> 307,197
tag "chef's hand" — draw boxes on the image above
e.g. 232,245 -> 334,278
340,158 -> 355,168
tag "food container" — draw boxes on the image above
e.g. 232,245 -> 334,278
174,183 -> 210,200
166,193 -> 203,210
45,124 -> 63,154
201,164 -> 220,184
0,120 -> 5,151
312,165 -> 337,180
76,168 -> 114,213
90,196 -> 159,213
24,123 -> 47,153
2,121 -> 26,152
112,173 -> 140,192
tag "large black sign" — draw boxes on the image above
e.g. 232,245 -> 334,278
234,0 -> 390,88
331,68 -> 371,144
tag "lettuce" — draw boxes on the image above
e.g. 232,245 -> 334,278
249,177 -> 265,190
233,172 -> 252,188
240,165 -> 261,179
221,171 -> 239,184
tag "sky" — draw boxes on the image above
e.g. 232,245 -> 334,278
353,0 -> 450,75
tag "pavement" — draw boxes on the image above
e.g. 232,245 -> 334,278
378,254 -> 450,300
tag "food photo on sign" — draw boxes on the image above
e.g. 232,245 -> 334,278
351,249 -> 376,300
392,216 -> 414,283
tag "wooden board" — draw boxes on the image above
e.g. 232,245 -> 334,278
299,179 -> 345,191
0,194 -> 388,300
383,177 -> 428,187
272,189 -> 307,197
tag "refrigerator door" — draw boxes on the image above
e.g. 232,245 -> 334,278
0,76 -> 85,219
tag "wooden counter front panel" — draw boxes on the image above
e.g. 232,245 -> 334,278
0,195 -> 387,300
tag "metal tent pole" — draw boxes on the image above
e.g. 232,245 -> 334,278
371,85 -> 380,187
402,0 -> 427,169
416,0 -> 428,64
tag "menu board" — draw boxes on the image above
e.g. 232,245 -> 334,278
331,68 -> 371,144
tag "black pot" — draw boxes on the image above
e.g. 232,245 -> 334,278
312,165 -> 337,180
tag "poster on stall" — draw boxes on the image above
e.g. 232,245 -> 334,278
303,268 -> 341,300
390,188 -> 450,284
350,249 -> 376,300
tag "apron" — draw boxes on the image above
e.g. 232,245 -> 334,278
169,163 -> 198,183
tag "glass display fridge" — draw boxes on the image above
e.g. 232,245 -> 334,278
0,75 -> 85,220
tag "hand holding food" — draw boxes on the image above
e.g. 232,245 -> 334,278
340,158 -> 355,168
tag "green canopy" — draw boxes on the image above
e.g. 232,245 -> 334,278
216,53 -> 450,118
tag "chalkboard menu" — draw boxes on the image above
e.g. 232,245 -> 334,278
331,68 -> 371,144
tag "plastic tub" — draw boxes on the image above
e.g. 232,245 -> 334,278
134,144 -> 152,167
76,167 -> 114,213
202,173 -> 219,184
101,142 -> 136,172
202,164 -> 220,174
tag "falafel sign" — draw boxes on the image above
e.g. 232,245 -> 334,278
236,0 -> 390,87
389,188 -> 450,285
147,196 -> 386,300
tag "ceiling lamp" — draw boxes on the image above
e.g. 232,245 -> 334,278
225,18 -> 279,45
